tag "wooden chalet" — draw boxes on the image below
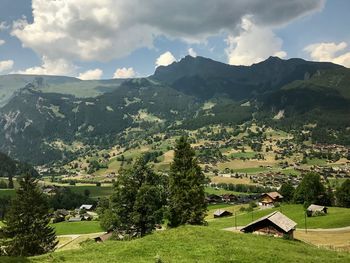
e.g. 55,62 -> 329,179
306,204 -> 328,217
240,211 -> 297,239
213,209 -> 233,218
222,194 -> 237,203
259,192 -> 283,207
205,194 -> 222,204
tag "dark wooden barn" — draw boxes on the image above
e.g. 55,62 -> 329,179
240,211 -> 297,239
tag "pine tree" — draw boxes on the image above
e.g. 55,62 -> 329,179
336,179 -> 350,208
7,174 -> 14,189
110,157 -> 165,237
168,136 -> 207,227
1,174 -> 57,256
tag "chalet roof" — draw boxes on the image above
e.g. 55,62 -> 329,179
80,204 -> 93,210
307,204 -> 326,212
262,192 -> 283,200
56,209 -> 69,216
94,232 -> 113,242
241,211 -> 296,233
214,209 -> 231,216
68,217 -> 82,222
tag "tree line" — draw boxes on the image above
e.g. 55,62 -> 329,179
279,173 -> 350,208
0,136 -> 207,256
98,136 -> 207,237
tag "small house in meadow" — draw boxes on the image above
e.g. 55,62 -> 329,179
259,192 -> 283,207
306,204 -> 328,217
94,232 -> 113,242
222,194 -> 237,203
240,211 -> 296,239
213,209 -> 233,218
79,204 -> 94,211
205,194 -> 222,204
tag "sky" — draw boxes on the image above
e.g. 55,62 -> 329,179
0,0 -> 349,80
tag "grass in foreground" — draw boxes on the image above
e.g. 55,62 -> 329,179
10,226 -> 350,263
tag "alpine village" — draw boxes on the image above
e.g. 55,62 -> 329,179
0,1 -> 350,262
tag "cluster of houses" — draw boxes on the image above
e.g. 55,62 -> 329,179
250,172 -> 301,188
295,165 -> 350,179
206,193 -> 260,205
52,204 -> 95,223
212,191 -> 329,239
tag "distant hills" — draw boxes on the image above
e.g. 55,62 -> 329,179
0,56 -> 349,164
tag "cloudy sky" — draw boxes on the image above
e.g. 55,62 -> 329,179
0,0 -> 349,79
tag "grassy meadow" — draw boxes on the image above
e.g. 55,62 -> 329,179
3,226 -> 349,263
53,221 -> 103,236
207,204 -> 350,230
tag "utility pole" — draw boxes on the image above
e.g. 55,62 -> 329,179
304,211 -> 307,233
235,210 -> 237,230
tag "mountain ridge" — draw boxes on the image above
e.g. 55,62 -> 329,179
0,56 -> 349,164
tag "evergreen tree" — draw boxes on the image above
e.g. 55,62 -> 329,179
168,136 -> 207,227
293,173 -> 330,207
110,157 -> 166,237
336,179 -> 350,208
279,182 -> 294,202
7,174 -> 14,189
1,174 -> 57,256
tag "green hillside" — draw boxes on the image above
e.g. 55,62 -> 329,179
3,226 -> 349,263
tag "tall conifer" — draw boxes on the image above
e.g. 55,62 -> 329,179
168,136 -> 207,227
1,174 -> 57,256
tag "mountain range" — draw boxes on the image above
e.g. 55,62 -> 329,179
0,56 -> 349,164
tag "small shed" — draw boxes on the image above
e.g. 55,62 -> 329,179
213,209 -> 233,218
94,232 -> 113,242
240,211 -> 296,239
68,216 -> 82,222
306,204 -> 328,217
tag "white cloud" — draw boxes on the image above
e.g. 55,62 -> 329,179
188,48 -> 197,57
11,0 -> 324,63
0,21 -> 9,31
225,17 -> 287,66
0,39 -> 5,46
17,56 -> 76,75
304,42 -> 350,67
78,68 -> 103,80
156,51 -> 177,67
113,67 -> 135,79
0,60 -> 14,73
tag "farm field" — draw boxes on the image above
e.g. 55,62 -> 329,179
53,221 -> 103,235
5,226 -> 349,263
295,229 -> 350,252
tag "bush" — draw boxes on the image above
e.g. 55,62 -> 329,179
0,180 -> 7,189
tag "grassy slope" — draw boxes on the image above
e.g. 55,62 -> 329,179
20,226 -> 350,263
0,189 -> 16,198
208,204 -> 350,230
53,221 -> 103,235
